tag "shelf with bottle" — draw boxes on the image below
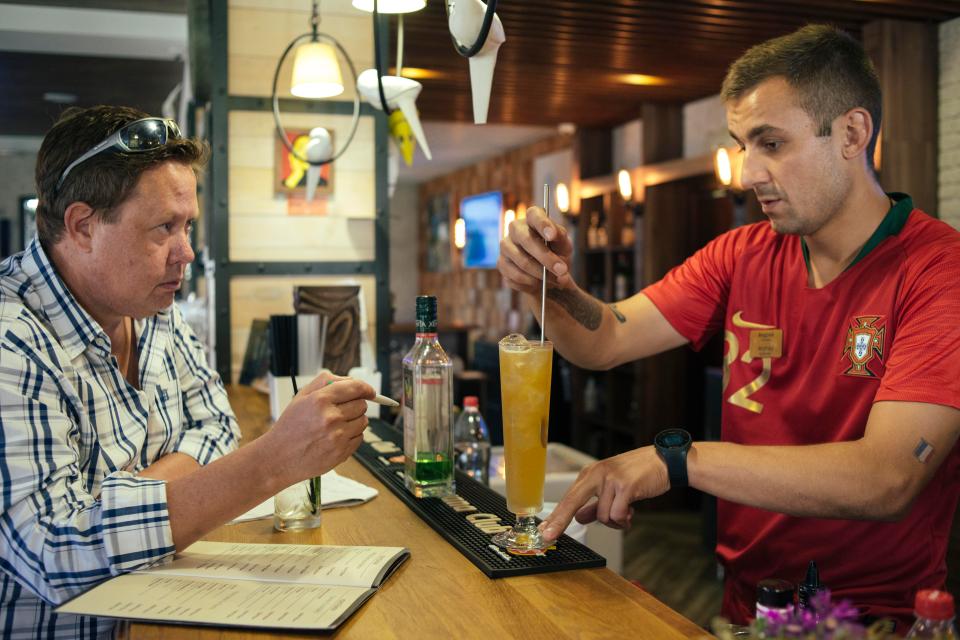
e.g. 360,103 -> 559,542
570,190 -> 646,459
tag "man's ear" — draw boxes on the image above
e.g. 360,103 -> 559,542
62,202 -> 98,252
838,107 -> 874,162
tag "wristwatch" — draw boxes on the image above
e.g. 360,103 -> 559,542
654,428 -> 692,488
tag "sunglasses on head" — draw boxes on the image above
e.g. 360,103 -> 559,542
55,117 -> 183,192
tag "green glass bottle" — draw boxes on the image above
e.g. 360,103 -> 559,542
402,295 -> 455,498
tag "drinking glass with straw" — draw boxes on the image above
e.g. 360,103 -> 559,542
268,314 -> 323,531
491,183 -> 554,551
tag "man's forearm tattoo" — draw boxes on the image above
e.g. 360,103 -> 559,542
547,288 -> 603,330
610,304 -> 627,323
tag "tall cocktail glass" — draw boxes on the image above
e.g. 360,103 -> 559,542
493,335 -> 552,551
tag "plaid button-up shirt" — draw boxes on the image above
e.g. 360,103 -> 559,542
0,237 -> 240,638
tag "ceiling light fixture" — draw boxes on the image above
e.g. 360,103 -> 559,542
618,73 -> 668,86
271,0 -> 361,200
392,67 -> 445,80
352,0 -> 425,13
290,40 -> 344,98
43,92 -> 78,105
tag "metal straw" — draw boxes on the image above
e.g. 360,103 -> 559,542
541,183 -> 548,346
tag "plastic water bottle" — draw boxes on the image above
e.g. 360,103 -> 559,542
453,396 -> 491,485
906,590 -> 958,639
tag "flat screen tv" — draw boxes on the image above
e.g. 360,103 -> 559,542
461,190 -> 502,269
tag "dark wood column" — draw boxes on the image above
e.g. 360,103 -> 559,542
642,103 -> 683,164
863,19 -> 939,216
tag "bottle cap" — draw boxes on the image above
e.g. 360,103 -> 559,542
798,561 -> 825,607
415,295 -> 438,333
757,579 -> 795,609
915,589 -> 955,620
463,396 -> 479,408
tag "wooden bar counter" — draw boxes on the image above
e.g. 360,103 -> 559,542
121,386 -> 710,639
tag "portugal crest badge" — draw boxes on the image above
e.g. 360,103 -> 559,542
842,315 -> 886,377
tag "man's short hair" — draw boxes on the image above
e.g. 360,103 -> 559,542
34,105 -> 209,248
721,24 -> 882,164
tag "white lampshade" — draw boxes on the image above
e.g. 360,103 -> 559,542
290,41 -> 344,98
351,0 -> 426,13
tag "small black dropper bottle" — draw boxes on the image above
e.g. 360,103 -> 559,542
798,560 -> 826,609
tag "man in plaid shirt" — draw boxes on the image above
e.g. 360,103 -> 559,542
0,105 -> 375,638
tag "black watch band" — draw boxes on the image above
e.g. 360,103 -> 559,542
655,428 -> 692,489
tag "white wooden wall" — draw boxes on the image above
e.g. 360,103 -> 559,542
226,0 -> 377,382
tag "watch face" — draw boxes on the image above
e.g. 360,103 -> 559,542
656,428 -> 690,449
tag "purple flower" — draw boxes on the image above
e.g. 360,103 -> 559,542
750,589 -> 875,639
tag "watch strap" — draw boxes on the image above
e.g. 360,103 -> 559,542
662,447 -> 689,488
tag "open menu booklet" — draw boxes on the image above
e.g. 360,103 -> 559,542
56,541 -> 410,631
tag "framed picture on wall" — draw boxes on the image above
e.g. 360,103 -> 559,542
274,129 -> 334,215
426,193 -> 451,273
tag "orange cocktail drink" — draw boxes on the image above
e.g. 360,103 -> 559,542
497,336 -> 552,551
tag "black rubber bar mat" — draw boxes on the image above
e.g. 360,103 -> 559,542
354,420 -> 606,578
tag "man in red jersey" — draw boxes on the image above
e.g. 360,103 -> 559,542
498,24 -> 960,631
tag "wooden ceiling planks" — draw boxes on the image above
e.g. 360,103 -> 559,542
2,0 -> 959,134
396,0 -> 960,126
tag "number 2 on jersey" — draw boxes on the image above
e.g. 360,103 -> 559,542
723,321 -> 773,414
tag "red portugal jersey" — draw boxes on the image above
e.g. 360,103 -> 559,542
644,196 -> 960,629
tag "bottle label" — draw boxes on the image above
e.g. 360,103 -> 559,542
756,603 -> 791,621
403,366 -> 415,459
415,318 -> 438,334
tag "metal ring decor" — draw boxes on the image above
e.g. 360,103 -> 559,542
271,31 -> 361,167
444,0 -> 498,58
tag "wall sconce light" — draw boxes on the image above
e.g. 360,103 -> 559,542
713,146 -> 747,228
714,147 -> 733,187
454,217 -> 466,249
555,182 -> 570,214
617,169 -> 633,201
516,202 -> 527,219
502,208 -> 515,237
873,128 -> 883,172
